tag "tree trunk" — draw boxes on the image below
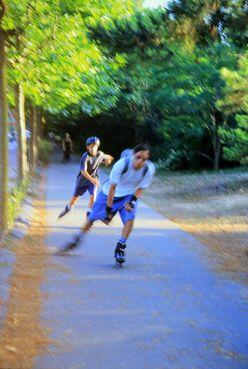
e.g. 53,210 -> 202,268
37,107 -> 42,138
15,83 -> 28,182
0,30 -> 8,233
36,108 -> 40,148
41,110 -> 47,138
211,113 -> 221,170
36,107 -> 42,159
30,105 -> 37,173
214,136 -> 221,170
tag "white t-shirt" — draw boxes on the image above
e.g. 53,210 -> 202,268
102,157 -> 155,197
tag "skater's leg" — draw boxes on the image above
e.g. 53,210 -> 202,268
57,191 -> 106,254
86,184 -> 97,218
69,196 -> 78,208
59,184 -> 88,220
122,219 -> 134,240
81,219 -> 94,233
58,196 -> 79,219
57,219 -> 94,254
114,196 -> 137,264
70,218 -> 94,248
88,194 -> 95,209
114,220 -> 134,264
86,194 -> 94,217
57,192 -> 105,254
70,219 -> 94,248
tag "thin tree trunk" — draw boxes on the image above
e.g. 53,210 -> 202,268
36,107 -> 42,159
37,107 -> 42,139
211,113 -> 221,170
15,83 -> 28,182
0,30 -> 8,233
35,107 -> 39,148
30,105 -> 37,173
214,136 -> 221,170
41,110 -> 47,138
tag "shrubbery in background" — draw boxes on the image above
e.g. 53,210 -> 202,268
38,139 -> 53,164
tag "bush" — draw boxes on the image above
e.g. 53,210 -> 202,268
240,156 -> 248,166
38,139 -> 53,164
7,179 -> 30,229
155,149 -> 187,171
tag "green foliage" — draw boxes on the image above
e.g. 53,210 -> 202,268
167,0 -> 248,49
78,4 -> 247,170
155,149 -> 189,171
7,179 -> 30,229
219,52 -> 248,165
221,114 -> 248,165
219,52 -> 248,114
88,8 -> 167,53
2,0 -> 247,171
3,0 -> 137,115
38,139 -> 53,164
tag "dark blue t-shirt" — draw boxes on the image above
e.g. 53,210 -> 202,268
76,151 -> 105,188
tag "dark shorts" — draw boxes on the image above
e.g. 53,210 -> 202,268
73,182 -> 95,197
88,191 -> 137,225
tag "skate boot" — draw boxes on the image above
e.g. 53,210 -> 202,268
56,234 -> 82,255
58,205 -> 71,219
114,242 -> 126,265
86,210 -> 91,220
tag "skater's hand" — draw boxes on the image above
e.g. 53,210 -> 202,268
93,178 -> 100,186
125,196 -> 137,211
125,201 -> 135,211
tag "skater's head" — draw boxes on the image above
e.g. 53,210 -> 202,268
65,133 -> 70,139
86,136 -> 100,156
132,143 -> 150,170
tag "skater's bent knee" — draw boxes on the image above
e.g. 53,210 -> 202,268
125,219 -> 134,226
82,220 -> 94,232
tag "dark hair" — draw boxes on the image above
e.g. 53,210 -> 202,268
133,143 -> 150,153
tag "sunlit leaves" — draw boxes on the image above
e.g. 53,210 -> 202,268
219,52 -> 248,164
2,0 -> 137,115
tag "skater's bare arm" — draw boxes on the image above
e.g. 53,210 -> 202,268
102,154 -> 114,166
81,162 -> 99,186
81,170 -> 99,186
134,188 -> 143,199
107,183 -> 117,207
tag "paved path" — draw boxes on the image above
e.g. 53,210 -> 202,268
35,156 -> 248,369
7,155 -> 248,369
8,141 -> 18,184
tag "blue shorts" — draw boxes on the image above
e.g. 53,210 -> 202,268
88,191 -> 137,225
73,182 -> 95,197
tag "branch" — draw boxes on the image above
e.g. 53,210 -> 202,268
197,151 -> 215,165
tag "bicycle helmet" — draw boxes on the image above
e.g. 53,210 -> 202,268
85,136 -> 100,146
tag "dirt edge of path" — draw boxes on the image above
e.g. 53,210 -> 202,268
143,172 -> 248,285
0,168 -> 53,369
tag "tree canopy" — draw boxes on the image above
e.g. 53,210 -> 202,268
1,0 -> 247,170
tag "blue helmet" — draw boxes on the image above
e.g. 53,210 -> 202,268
85,136 -> 100,146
